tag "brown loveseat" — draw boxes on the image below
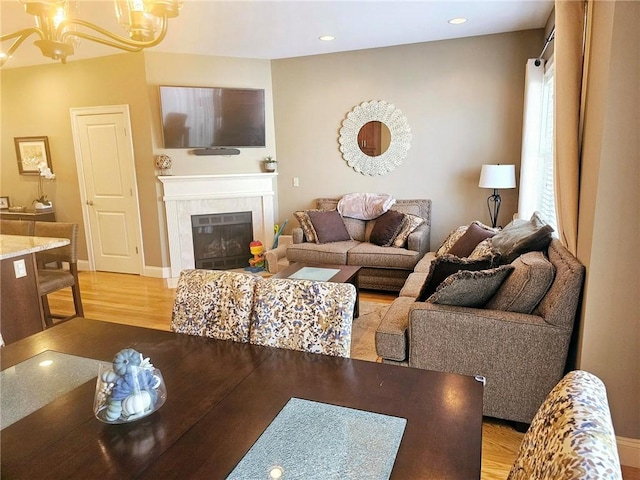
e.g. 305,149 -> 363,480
286,198 -> 431,292
376,229 -> 585,424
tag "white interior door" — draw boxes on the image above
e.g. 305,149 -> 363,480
71,105 -> 143,274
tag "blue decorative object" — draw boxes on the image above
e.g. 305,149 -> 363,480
93,348 -> 167,424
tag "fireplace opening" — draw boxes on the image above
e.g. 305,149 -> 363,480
192,212 -> 253,270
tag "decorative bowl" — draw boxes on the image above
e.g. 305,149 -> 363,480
93,351 -> 167,424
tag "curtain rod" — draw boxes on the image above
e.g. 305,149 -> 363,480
535,27 -> 556,66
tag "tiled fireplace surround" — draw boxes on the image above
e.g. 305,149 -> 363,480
159,174 -> 277,287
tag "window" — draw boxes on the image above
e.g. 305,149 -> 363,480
537,61 -> 558,232
518,57 -> 558,233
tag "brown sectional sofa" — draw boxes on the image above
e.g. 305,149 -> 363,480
286,198 -> 431,292
376,237 -> 585,424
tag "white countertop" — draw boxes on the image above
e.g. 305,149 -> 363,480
0,234 -> 70,260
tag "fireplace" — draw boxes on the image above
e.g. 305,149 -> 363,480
192,212 -> 253,270
159,173 -> 277,288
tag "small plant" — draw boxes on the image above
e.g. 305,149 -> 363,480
263,156 -> 277,172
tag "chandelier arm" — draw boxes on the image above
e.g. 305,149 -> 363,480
60,16 -> 169,50
0,28 -> 43,67
0,27 -> 42,43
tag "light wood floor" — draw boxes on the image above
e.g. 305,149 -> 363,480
48,271 -> 638,480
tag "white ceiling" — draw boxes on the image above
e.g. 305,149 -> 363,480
1,0 -> 553,69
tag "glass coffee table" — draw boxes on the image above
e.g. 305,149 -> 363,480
273,263 -> 361,317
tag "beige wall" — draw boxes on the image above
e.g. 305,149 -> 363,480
577,0 -> 639,440
1,52 -> 276,269
271,30 -> 543,246
0,53 -> 153,263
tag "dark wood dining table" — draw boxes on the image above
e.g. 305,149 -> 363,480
0,318 -> 483,479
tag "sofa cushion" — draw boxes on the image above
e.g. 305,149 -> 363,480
417,255 -> 493,301
485,251 -> 556,313
426,265 -> 514,307
286,240 -> 360,265
448,222 -> 497,258
294,210 -> 322,243
392,214 -> 425,248
347,242 -> 421,270
337,193 -> 396,220
370,210 -> 405,246
307,210 -> 351,244
491,212 -> 554,263
468,238 -> 498,260
341,216 -> 367,241
375,296 -> 415,361
436,225 -> 468,256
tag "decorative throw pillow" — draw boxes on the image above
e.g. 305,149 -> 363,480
491,212 -> 554,263
370,210 -> 405,246
337,193 -> 396,220
294,210 -> 322,243
307,210 -> 351,244
435,225 -> 468,256
392,214 -> 425,248
485,251 -> 555,313
447,222 -> 498,258
426,265 -> 515,307
468,238 -> 499,260
417,255 -> 494,301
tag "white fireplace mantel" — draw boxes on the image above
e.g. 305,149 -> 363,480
159,173 -> 277,286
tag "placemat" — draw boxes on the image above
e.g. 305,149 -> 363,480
227,397 -> 406,479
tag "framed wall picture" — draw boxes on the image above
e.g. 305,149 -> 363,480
14,136 -> 52,175
0,196 -> 9,209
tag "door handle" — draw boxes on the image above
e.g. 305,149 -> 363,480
86,200 -> 94,206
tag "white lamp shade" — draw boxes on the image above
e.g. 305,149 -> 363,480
479,164 -> 516,189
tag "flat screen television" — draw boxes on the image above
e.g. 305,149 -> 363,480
159,85 -> 266,149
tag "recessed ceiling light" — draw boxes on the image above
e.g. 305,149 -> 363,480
448,18 -> 468,25
319,35 -> 335,42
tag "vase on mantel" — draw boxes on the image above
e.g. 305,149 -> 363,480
34,201 -> 52,210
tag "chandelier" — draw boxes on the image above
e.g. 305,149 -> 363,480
0,0 -> 182,67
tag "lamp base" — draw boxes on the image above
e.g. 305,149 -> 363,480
486,190 -> 501,229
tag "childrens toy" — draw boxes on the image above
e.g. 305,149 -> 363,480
246,240 -> 265,272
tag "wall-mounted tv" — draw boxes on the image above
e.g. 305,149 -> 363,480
159,85 -> 266,149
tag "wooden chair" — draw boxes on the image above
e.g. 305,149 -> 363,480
33,221 -> 84,327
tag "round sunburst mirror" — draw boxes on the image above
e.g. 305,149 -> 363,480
339,101 -> 411,176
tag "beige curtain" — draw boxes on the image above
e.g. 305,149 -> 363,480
554,0 -> 589,254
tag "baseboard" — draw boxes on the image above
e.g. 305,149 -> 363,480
143,265 -> 170,278
618,435 -> 640,468
77,262 -> 169,278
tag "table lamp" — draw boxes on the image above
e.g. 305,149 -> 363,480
478,164 -> 516,228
